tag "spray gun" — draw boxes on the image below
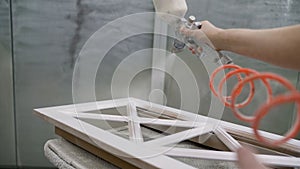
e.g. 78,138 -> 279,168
152,0 -> 233,65
172,15 -> 233,65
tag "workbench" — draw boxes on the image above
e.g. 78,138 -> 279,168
44,137 -> 238,169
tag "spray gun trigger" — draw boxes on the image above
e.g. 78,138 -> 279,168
194,22 -> 202,29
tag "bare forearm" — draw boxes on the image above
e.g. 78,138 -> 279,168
217,25 -> 300,70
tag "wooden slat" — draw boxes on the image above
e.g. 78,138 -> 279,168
73,112 -> 205,128
214,127 -> 241,151
61,98 -> 130,113
71,113 -> 128,122
127,103 -> 143,143
164,148 -> 300,168
146,127 -> 212,146
139,118 -> 205,128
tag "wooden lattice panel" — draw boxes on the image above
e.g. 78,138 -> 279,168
34,98 -> 300,168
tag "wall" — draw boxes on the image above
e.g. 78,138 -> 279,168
1,0 -> 154,167
0,0 -> 16,167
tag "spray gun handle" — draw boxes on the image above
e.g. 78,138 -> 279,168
172,16 -> 233,65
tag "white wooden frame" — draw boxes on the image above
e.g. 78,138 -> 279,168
34,98 -> 300,168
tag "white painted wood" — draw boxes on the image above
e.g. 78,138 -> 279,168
133,98 -> 207,121
139,118 -> 205,128
71,113 -> 128,122
61,98 -> 130,113
164,148 -> 300,167
214,127 -> 241,151
38,98 -> 300,152
107,126 -> 128,133
146,127 -> 212,146
127,103 -> 143,143
34,101 -> 196,169
36,95 -> 300,154
133,98 -> 300,153
34,98 -> 300,168
74,112 -> 205,128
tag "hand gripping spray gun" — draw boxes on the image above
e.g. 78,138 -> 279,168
172,16 -> 233,65
152,0 -> 233,65
153,0 -> 300,147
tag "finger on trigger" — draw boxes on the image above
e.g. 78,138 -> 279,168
179,26 -> 187,34
182,28 -> 192,36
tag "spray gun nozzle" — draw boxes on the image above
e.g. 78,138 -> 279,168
171,39 -> 185,53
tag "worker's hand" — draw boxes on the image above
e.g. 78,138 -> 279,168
237,147 -> 269,169
180,20 -> 224,50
